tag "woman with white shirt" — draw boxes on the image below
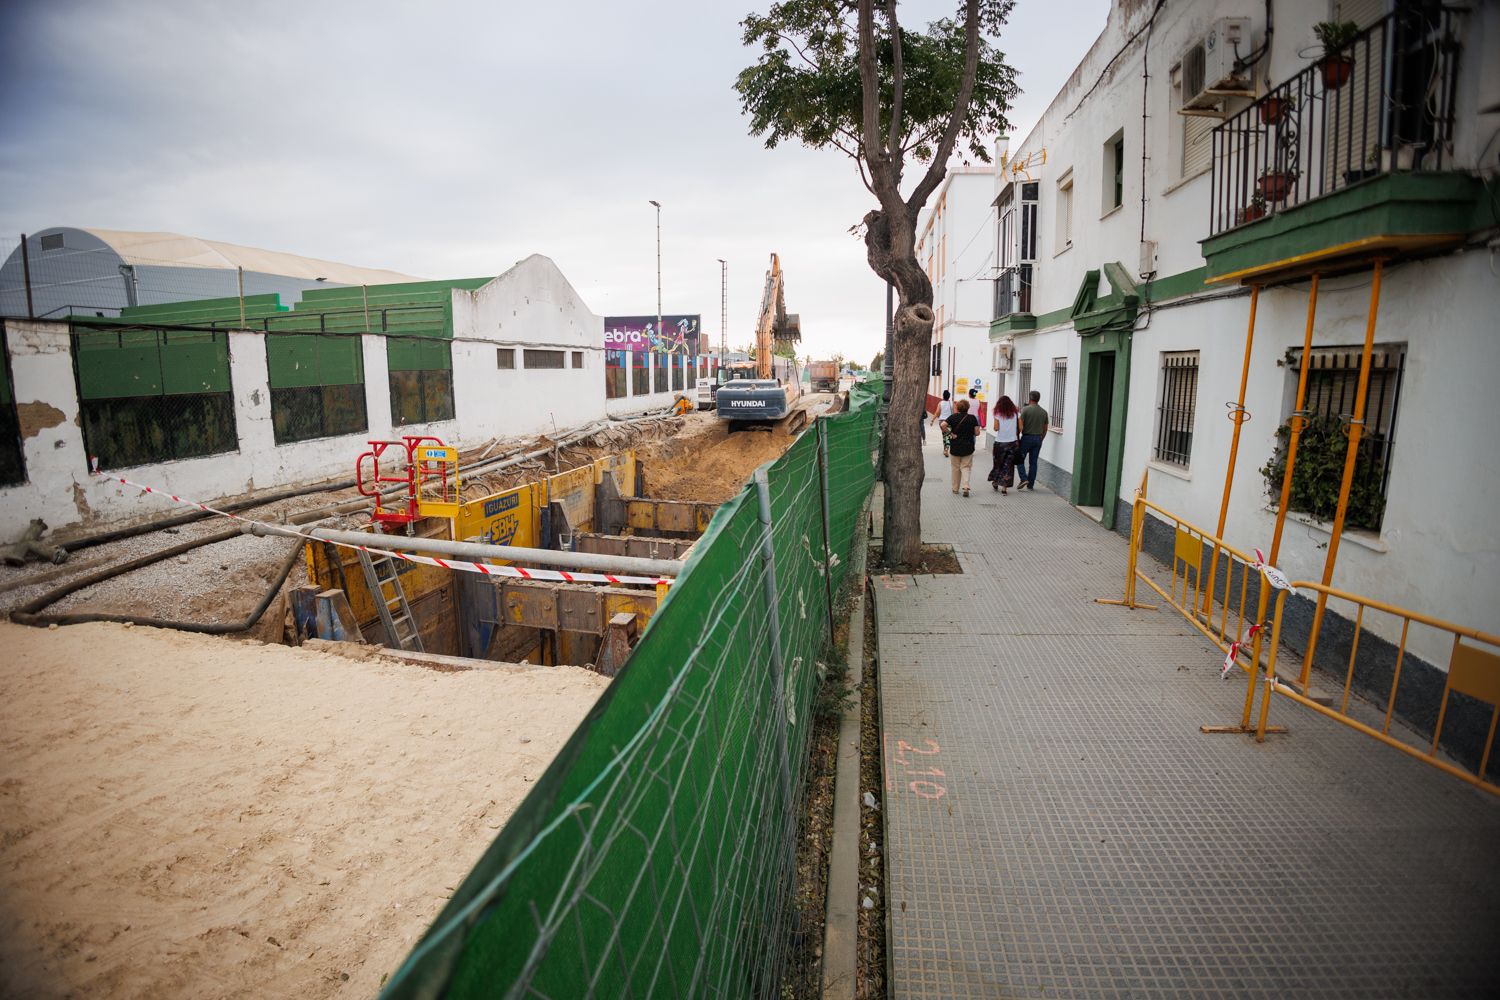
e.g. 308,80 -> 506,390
931,390 -> 955,456
987,394 -> 1022,494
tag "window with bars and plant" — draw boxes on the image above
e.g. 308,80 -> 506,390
1259,344 -> 1405,532
1154,352 -> 1199,466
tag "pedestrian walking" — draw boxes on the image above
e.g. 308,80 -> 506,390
940,397 -> 981,497
1016,390 -> 1049,490
931,390 -> 954,456
987,394 -> 1021,494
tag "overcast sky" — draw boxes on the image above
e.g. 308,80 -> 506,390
0,0 -> 1108,364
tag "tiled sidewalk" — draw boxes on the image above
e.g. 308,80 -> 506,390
874,439 -> 1500,999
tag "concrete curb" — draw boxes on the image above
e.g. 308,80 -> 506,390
821,509 -> 871,1000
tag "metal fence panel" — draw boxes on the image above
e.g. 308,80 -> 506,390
380,378 -> 884,1000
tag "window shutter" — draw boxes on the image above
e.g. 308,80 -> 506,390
1182,116 -> 1214,178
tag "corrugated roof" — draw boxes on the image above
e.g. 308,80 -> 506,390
82,228 -> 423,285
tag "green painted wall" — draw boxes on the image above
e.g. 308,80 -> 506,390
266,334 -> 364,388
387,337 -> 453,372
73,327 -> 231,400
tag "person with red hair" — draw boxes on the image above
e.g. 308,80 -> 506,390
988,394 -> 1021,494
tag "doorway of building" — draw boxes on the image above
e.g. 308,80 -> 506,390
1079,350 -> 1116,508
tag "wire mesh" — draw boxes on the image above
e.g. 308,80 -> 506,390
379,379 -> 884,1000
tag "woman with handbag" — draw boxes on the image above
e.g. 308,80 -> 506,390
988,395 -> 1021,494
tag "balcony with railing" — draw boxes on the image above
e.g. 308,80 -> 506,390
991,263 -> 1035,332
1200,6 -> 1486,285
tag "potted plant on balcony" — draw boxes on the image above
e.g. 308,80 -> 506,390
1238,191 -> 1269,224
1258,92 -> 1296,127
1258,167 -> 1297,203
1314,20 -> 1359,90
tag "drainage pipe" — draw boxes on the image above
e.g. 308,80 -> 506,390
274,526 -> 685,579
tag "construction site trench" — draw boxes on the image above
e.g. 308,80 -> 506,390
1,388 -> 872,999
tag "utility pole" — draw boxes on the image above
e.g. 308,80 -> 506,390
649,200 -> 662,344
717,258 -> 727,359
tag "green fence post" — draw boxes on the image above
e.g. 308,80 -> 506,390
814,417 -> 838,637
753,466 -> 794,812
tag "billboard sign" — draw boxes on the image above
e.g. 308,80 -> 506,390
604,314 -> 702,355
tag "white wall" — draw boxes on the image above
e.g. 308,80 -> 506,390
985,0 -> 1500,663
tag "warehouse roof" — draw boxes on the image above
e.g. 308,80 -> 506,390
81,228 -> 423,285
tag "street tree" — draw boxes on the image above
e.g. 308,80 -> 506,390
736,0 -> 1018,568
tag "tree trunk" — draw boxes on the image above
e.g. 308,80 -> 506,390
881,301 -> 934,568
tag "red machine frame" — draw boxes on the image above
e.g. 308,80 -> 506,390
355,435 -> 458,527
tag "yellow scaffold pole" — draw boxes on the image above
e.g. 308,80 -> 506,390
1225,274 -> 1319,733
1299,260 -> 1385,689
1199,284 -> 1259,617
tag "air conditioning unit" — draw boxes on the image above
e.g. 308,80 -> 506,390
992,341 -> 1014,372
1182,17 -> 1252,110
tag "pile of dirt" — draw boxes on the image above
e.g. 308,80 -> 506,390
639,413 -> 798,504
0,621 -> 609,999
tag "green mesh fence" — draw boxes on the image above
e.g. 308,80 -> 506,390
380,378 -> 885,1000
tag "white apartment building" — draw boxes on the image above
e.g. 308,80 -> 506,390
987,0 -> 1500,761
916,167 -> 996,419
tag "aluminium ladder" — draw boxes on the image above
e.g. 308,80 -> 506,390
356,549 -> 425,652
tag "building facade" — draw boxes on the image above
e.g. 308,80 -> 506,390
987,0 -> 1500,746
916,167 -> 996,420
0,254 -> 693,537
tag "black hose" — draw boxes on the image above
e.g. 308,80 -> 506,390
60,475 -> 360,552
12,535 -> 304,634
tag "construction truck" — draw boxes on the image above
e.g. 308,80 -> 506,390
715,254 -> 805,433
807,360 -> 839,392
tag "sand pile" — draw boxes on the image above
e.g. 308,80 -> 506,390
0,622 -> 608,999
640,413 -> 801,504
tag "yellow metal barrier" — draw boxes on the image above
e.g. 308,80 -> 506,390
1101,474 -> 1500,799
1099,471 -> 1287,736
1255,581 -> 1500,799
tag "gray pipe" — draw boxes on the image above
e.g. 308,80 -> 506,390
263,526 -> 685,578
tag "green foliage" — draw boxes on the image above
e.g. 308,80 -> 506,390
734,1 -> 1019,166
870,350 -> 883,372
1314,20 -> 1360,53
1259,415 -> 1387,531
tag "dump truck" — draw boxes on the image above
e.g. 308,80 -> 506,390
807,360 -> 839,392
715,254 -> 805,433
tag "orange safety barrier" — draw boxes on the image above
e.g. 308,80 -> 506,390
1102,469 -> 1500,799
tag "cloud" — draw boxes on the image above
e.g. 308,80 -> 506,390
0,0 -> 1107,363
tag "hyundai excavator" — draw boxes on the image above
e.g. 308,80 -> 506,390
715,253 -> 805,434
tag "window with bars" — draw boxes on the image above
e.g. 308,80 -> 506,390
930,342 -> 942,376
1277,344 -> 1406,531
1049,359 -> 1067,429
572,350 -> 584,368
523,349 -> 565,369
497,348 -> 515,369
1018,360 -> 1032,402
1154,352 -> 1199,466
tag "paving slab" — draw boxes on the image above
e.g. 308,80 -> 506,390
876,440 -> 1500,999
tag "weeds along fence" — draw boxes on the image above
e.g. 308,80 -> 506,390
380,378 -> 885,1000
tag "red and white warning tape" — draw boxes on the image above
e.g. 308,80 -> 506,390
1251,548 -> 1295,594
1221,622 -> 1267,680
94,472 -> 672,587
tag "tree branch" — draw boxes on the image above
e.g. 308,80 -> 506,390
857,0 -> 902,212
885,0 -> 903,164
775,31 -> 821,71
906,0 -> 981,213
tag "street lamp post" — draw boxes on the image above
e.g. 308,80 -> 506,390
648,200 -> 662,348
716,258 -> 727,359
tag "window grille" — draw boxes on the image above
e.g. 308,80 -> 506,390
1018,360 -> 1032,402
523,349 -> 565,369
1049,359 -> 1067,429
1286,344 -> 1405,529
497,348 -> 515,369
1154,351 -> 1199,466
